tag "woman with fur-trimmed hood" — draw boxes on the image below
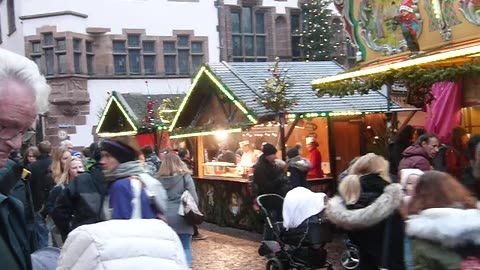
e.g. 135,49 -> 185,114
327,153 -> 405,270
405,171 -> 480,269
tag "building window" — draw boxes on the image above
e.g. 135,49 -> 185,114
143,41 -> 156,75
163,37 -> 204,76
55,39 -> 67,74
191,41 -> 203,73
86,41 -> 94,75
113,40 -> 127,75
73,39 -> 82,74
178,36 -> 190,75
163,41 -> 176,75
30,41 -> 42,73
43,33 -> 54,46
128,34 -> 141,74
0,12 -> 3,44
231,7 -> 266,62
291,14 -> 303,60
7,0 -> 16,35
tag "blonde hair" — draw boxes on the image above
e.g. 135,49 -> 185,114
339,153 -> 391,204
158,153 -> 192,177
350,153 -> 391,183
339,175 -> 362,205
57,156 -> 82,185
51,147 -> 70,183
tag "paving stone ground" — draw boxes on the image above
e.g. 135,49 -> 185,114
192,223 -> 344,270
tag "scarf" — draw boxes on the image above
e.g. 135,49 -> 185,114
103,161 -> 146,182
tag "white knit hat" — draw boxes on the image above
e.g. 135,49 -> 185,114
399,168 -> 424,188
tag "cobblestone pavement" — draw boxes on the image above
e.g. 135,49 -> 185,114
192,223 -> 344,270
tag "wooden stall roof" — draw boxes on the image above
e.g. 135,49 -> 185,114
170,61 -> 406,131
97,91 -> 180,137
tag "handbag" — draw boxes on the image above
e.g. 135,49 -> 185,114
178,175 -> 204,225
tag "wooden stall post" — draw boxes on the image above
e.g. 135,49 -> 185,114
197,136 -> 204,177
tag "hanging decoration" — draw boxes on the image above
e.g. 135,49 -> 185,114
299,0 -> 337,61
313,61 -> 480,107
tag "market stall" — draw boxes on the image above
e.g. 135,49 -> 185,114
96,91 -> 180,151
169,61 -> 409,230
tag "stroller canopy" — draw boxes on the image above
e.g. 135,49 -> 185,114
283,187 -> 327,229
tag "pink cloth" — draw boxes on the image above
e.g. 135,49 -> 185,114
425,81 -> 462,143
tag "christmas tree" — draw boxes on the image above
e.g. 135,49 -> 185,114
299,0 -> 337,61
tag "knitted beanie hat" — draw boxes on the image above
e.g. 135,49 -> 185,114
99,139 -> 137,164
262,143 -> 277,156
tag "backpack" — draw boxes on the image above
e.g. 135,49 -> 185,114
432,145 -> 448,172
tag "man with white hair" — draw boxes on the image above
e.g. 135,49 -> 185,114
0,48 -> 51,270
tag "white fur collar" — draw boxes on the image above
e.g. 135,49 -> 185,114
326,183 -> 402,230
406,208 -> 480,247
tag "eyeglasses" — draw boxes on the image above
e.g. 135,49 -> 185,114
0,125 -> 26,141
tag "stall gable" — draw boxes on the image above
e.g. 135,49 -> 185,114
170,66 -> 258,133
96,95 -> 137,137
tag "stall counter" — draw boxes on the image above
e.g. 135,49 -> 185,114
193,176 -> 336,231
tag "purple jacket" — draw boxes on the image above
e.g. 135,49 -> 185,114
397,145 -> 432,173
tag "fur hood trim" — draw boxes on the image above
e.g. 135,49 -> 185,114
406,208 -> 480,247
326,183 -> 402,230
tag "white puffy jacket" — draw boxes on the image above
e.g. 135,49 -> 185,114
57,219 -> 188,270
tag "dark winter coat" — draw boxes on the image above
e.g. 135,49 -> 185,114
398,145 -> 432,173
326,174 -> 405,270
461,166 -> 480,200
28,154 -> 53,213
287,156 -> 311,189
406,207 -> 480,269
51,164 -> 106,240
253,156 -> 285,196
388,142 -> 410,177
144,153 -> 161,176
0,159 -> 32,270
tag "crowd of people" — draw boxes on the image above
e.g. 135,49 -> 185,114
252,126 -> 479,269
0,48 -> 199,270
1,47 -> 479,270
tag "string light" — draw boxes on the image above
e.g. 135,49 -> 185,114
96,94 -> 138,136
169,66 -> 258,132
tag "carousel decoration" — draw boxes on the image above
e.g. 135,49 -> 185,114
392,0 -> 421,53
358,0 -> 423,55
459,0 -> 480,25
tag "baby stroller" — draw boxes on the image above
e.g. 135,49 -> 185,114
257,193 -> 334,270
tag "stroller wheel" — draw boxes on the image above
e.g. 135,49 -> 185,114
340,246 -> 360,269
266,257 -> 285,270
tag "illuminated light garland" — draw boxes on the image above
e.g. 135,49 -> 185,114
97,131 -> 138,138
170,128 -> 242,139
96,95 -> 138,135
169,66 -> 206,132
169,66 -> 258,132
312,44 -> 480,86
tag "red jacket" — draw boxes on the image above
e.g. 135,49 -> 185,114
307,148 -> 324,178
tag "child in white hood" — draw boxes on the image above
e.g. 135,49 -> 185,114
399,168 -> 423,270
400,169 -> 424,205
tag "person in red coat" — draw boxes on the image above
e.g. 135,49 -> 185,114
306,138 -> 324,178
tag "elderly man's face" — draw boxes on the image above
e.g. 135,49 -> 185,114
0,81 -> 37,167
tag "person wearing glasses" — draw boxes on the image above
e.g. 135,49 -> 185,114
0,48 -> 51,270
